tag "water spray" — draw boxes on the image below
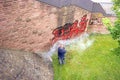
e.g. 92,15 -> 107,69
44,32 -> 94,62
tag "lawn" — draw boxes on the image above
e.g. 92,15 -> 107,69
52,34 -> 120,80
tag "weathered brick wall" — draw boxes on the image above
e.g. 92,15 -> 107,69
74,6 -> 90,20
74,6 -> 91,31
57,6 -> 75,26
58,6 -> 91,27
88,24 -> 110,34
87,14 -> 116,34
0,0 -> 58,52
0,0 -> 92,52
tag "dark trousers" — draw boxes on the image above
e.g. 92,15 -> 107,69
58,57 -> 65,65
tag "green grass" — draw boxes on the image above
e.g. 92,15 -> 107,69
52,34 -> 120,80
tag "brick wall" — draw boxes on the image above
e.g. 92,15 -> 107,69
88,24 -> 110,34
0,0 -> 91,52
87,14 -> 116,34
58,6 -> 91,27
0,0 -> 58,52
74,6 -> 91,31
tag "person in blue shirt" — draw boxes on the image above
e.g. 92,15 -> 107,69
58,44 -> 66,65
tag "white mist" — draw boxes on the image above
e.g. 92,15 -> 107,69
44,32 -> 94,62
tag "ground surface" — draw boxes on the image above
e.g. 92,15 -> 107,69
52,34 -> 120,80
0,49 -> 53,80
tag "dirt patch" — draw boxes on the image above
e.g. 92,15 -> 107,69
0,49 -> 53,80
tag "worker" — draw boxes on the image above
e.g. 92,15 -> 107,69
58,44 -> 66,65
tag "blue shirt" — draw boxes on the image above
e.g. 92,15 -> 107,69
58,47 -> 66,59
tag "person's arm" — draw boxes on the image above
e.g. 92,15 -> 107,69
63,48 -> 66,54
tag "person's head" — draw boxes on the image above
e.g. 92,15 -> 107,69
59,44 -> 64,48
